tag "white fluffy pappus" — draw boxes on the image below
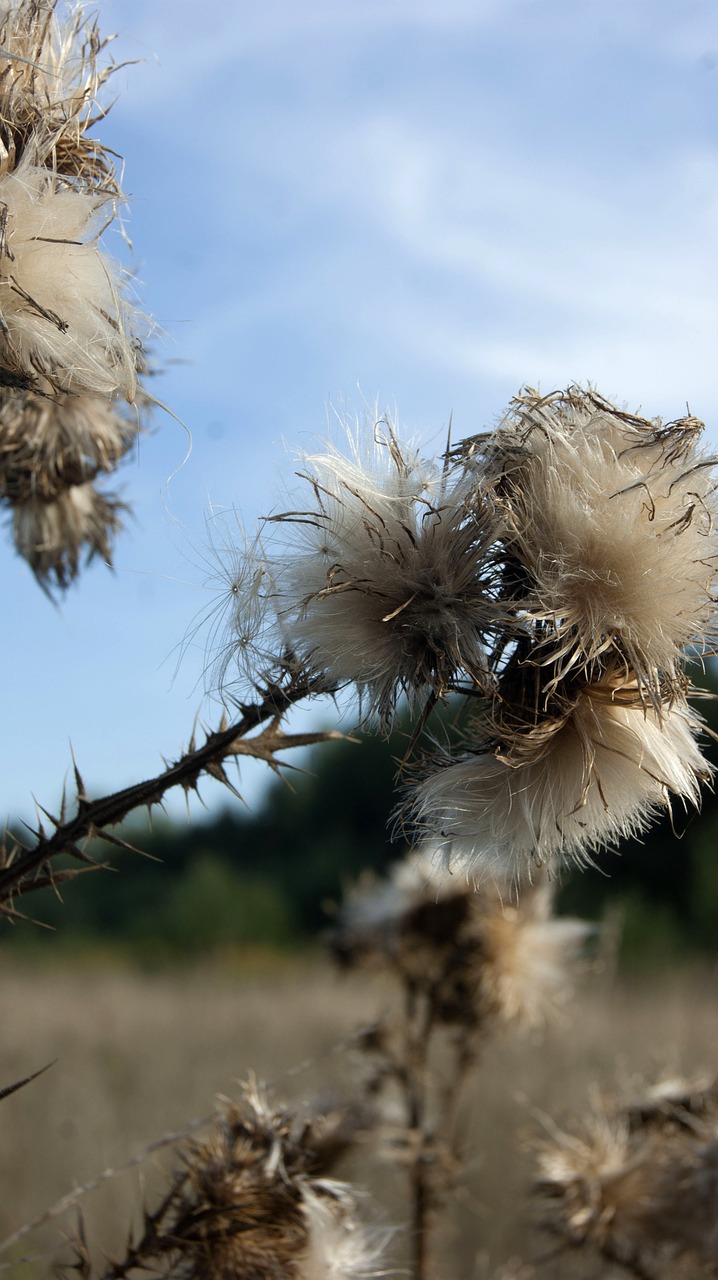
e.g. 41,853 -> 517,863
0,162 -> 138,398
495,388 -> 718,694
479,882 -> 592,1027
299,1183 -> 389,1280
410,681 -> 711,878
185,509 -> 286,701
270,422 -> 502,720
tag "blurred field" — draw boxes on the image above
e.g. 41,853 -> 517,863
1,949 -> 718,1278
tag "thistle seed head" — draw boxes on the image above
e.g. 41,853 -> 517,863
12,478 -> 124,587
409,674 -> 711,878
0,387 -> 138,502
0,161 -> 138,398
332,852 -> 589,1028
489,387 -> 718,700
272,420 -> 503,721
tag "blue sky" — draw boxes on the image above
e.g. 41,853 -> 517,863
3,0 -> 718,826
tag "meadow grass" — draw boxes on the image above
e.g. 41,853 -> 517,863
1,948 -> 716,1277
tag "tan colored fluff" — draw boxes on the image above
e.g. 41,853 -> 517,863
0,161 -> 137,397
273,422 -> 502,720
0,0 -> 120,184
333,852 -> 589,1028
492,388 -> 718,698
13,479 -> 123,587
0,388 -> 136,501
411,679 -> 710,877
535,1113 -> 662,1262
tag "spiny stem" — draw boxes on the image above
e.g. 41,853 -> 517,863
0,674 -> 332,906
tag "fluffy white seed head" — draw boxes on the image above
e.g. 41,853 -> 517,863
411,678 -> 711,879
492,388 -> 718,696
333,851 -> 589,1028
272,421 -> 502,720
0,162 -> 138,397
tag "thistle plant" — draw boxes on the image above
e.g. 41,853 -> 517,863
534,1073 -> 718,1278
330,851 -> 590,1279
0,0 -> 148,589
1,5 -> 718,1279
63,1083 -> 388,1280
207,389 -> 717,885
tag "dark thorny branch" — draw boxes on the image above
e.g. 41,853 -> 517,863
0,673 -> 341,914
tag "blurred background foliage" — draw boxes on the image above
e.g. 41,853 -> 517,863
7,662 -> 718,967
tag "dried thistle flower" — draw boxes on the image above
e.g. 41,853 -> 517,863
210,384 -> 717,878
12,479 -> 124,587
534,1112 -> 661,1265
535,1087 -> 718,1276
0,387 -> 137,502
0,0 -> 121,184
109,1085 -> 389,1280
0,160 -> 138,398
410,673 -> 711,879
486,387 -> 718,699
332,851 -> 589,1028
271,419 -> 502,721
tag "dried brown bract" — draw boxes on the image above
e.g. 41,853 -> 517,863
535,1079 -> 718,1277
66,1084 -> 387,1280
12,479 -> 124,588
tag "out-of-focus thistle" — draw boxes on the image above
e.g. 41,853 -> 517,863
329,852 -> 590,1279
534,1073 -> 718,1278
67,1083 -> 388,1280
332,850 -> 590,1029
0,1 -> 150,588
222,387 -> 717,880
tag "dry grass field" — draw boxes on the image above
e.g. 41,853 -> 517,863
1,949 -> 717,1278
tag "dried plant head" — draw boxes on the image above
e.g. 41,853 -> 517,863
0,0 -> 121,184
270,416 -> 502,722
0,387 -> 138,502
12,478 -> 124,587
330,848 -> 482,1025
476,881 -> 591,1027
0,160 -> 139,398
535,1089 -> 718,1275
489,386 -> 718,699
332,851 -> 588,1029
534,1111 -> 663,1265
160,1085 -> 387,1280
409,671 -> 711,879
